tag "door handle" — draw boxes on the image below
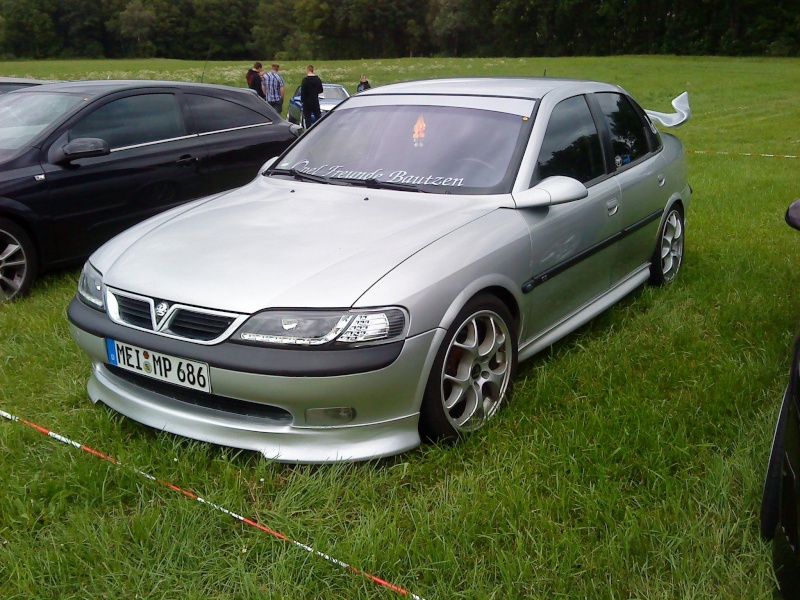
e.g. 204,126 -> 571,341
607,197 -> 619,216
176,155 -> 198,167
657,174 -> 666,187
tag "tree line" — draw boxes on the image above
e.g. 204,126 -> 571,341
1,0 -> 798,60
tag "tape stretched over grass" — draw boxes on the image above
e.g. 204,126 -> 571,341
0,408 -> 427,600
688,150 -> 799,158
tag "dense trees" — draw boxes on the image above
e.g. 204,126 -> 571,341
1,0 -> 798,59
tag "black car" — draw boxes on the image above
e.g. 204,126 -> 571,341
0,80 -> 300,300
761,199 -> 800,599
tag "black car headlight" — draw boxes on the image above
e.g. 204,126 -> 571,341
78,261 -> 104,310
235,308 -> 406,347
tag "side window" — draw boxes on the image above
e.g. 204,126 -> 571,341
534,95 -> 605,186
632,100 -> 663,152
184,94 -> 269,134
595,92 -> 652,169
70,94 -> 185,149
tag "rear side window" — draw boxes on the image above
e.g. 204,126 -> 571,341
70,94 -> 185,149
595,92 -> 652,169
185,94 -> 269,134
534,95 -> 605,185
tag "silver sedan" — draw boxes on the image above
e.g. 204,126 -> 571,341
69,77 -> 691,463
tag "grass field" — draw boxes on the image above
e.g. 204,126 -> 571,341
1,56 -> 799,598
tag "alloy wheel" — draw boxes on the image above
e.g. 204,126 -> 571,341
440,310 -> 513,433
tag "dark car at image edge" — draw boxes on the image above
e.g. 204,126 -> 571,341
762,199 -> 800,600
0,80 -> 300,301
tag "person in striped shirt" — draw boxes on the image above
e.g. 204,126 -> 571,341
264,63 -> 286,117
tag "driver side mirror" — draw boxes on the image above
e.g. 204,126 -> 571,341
787,199 -> 800,231
55,138 -> 110,164
513,176 -> 589,209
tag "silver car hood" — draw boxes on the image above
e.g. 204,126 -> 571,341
100,177 -> 509,314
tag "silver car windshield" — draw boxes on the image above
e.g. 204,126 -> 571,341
274,104 -> 530,194
321,86 -> 348,99
0,92 -> 85,151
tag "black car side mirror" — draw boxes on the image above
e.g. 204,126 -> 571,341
56,138 -> 111,164
786,199 -> 800,231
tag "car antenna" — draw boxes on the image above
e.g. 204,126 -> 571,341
543,69 -> 547,77
200,43 -> 212,83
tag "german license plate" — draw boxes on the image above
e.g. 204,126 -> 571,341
106,339 -> 211,392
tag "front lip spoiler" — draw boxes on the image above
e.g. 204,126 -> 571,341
68,298 -> 404,377
87,363 -> 422,463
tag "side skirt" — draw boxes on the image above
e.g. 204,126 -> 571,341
518,264 -> 650,363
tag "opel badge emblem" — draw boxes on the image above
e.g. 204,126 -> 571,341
155,302 -> 170,318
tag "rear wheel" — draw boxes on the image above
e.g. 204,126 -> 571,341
649,206 -> 684,285
0,217 -> 37,301
420,294 -> 517,442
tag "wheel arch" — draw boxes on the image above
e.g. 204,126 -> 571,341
0,198 -> 44,269
652,194 -> 685,248
436,280 -> 522,342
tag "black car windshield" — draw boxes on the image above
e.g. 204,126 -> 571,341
0,92 -> 85,152
273,104 -> 530,194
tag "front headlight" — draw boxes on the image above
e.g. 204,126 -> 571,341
78,261 -> 104,310
235,308 -> 406,347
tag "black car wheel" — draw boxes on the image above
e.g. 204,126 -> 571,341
650,206 -> 684,285
0,217 -> 37,301
420,294 -> 517,442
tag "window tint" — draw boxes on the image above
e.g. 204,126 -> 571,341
595,92 -> 651,169
185,94 -> 269,134
534,95 -> 604,185
70,94 -> 185,149
631,100 -> 663,152
277,104 -> 528,194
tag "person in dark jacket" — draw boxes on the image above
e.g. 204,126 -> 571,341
357,74 -> 371,93
246,62 -> 265,100
300,65 -> 323,126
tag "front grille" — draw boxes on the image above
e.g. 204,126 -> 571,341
166,310 -> 236,341
108,289 -> 243,344
105,364 -> 293,423
116,295 -> 152,329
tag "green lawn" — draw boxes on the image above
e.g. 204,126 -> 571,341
1,56 -> 798,598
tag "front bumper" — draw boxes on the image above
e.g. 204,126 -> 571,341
69,298 -> 444,463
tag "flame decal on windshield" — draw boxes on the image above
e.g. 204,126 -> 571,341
413,115 -> 425,147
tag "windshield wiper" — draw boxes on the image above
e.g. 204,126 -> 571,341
269,169 -> 424,192
333,177 -> 424,193
268,168 -> 334,185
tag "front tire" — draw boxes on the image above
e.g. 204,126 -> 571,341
420,294 -> 517,442
649,206 -> 684,285
0,217 -> 37,301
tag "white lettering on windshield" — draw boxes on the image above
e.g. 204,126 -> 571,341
388,171 -> 464,187
290,161 -> 464,187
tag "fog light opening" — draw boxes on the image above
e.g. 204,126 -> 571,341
305,407 -> 357,426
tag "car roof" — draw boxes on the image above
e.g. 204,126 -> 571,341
358,77 -> 620,100
0,76 -> 50,84
18,79 -> 255,99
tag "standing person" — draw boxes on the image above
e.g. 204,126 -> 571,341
264,63 -> 286,117
300,65 -> 323,127
356,74 -> 371,93
246,62 -> 265,100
